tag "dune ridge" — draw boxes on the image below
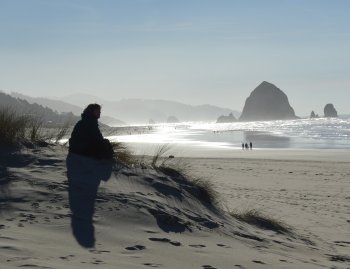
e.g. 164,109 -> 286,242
0,145 -> 349,268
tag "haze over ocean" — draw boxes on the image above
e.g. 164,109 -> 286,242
110,116 -> 350,153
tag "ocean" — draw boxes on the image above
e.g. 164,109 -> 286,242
109,116 -> 350,154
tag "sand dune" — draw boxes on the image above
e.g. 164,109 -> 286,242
1,146 -> 349,268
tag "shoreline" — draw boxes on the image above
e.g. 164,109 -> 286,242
125,142 -> 350,162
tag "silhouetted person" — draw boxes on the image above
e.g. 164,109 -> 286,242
69,103 -> 113,159
249,142 -> 253,150
242,143 -> 244,150
245,143 -> 249,150
66,103 -> 114,248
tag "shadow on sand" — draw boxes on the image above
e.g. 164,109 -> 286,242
66,153 -> 114,248
0,150 -> 36,214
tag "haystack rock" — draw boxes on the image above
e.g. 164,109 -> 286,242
324,104 -> 338,118
216,112 -> 237,123
239,81 -> 297,121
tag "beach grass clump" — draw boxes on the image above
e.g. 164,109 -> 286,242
53,122 -> 71,144
150,145 -> 220,207
159,164 -> 220,207
230,209 -> 291,234
151,144 -> 173,168
0,108 -> 29,148
43,122 -> 72,145
110,141 -> 137,167
188,177 -> 219,207
0,107 -> 73,148
27,116 -> 45,144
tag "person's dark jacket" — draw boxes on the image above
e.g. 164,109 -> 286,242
69,113 -> 112,159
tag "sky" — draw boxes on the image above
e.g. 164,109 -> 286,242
0,0 -> 349,116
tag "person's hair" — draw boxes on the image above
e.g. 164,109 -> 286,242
82,103 -> 101,116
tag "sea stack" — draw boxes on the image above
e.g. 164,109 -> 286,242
310,111 -> 319,118
216,112 -> 236,123
239,81 -> 297,121
324,104 -> 338,117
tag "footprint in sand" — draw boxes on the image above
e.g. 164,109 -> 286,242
125,245 -> 146,251
31,202 -> 40,208
202,265 -> 218,269
148,237 -> 181,246
252,260 -> 266,264
92,258 -> 105,265
328,255 -> 350,263
145,230 -> 158,234
89,249 -> 111,254
59,255 -> 75,261
143,263 -> 162,267
279,259 -> 293,264
189,244 -> 206,248
334,240 -> 350,247
149,237 -> 171,243
216,243 -> 231,248
6,257 -> 31,262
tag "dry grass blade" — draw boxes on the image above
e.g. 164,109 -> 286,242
151,144 -> 173,168
230,209 -> 291,234
28,116 -> 44,143
0,107 -> 72,148
191,178 -> 219,207
157,159 -> 220,207
110,141 -> 136,167
54,122 -> 71,143
0,107 -> 28,148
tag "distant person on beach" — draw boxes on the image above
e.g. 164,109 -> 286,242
69,103 -> 113,159
245,143 -> 249,150
242,143 -> 244,150
249,142 -> 253,150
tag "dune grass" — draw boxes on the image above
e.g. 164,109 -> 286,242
53,122 -> 71,144
27,116 -> 45,144
0,107 -> 72,149
150,144 -> 220,207
151,144 -> 173,168
0,108 -> 29,148
230,209 -> 291,234
110,141 -> 137,167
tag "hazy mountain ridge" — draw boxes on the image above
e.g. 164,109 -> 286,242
5,91 -> 240,125
11,92 -> 83,115
0,91 -> 78,126
60,94 -> 240,124
10,92 -> 126,126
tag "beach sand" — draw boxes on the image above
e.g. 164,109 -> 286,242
0,145 -> 349,268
